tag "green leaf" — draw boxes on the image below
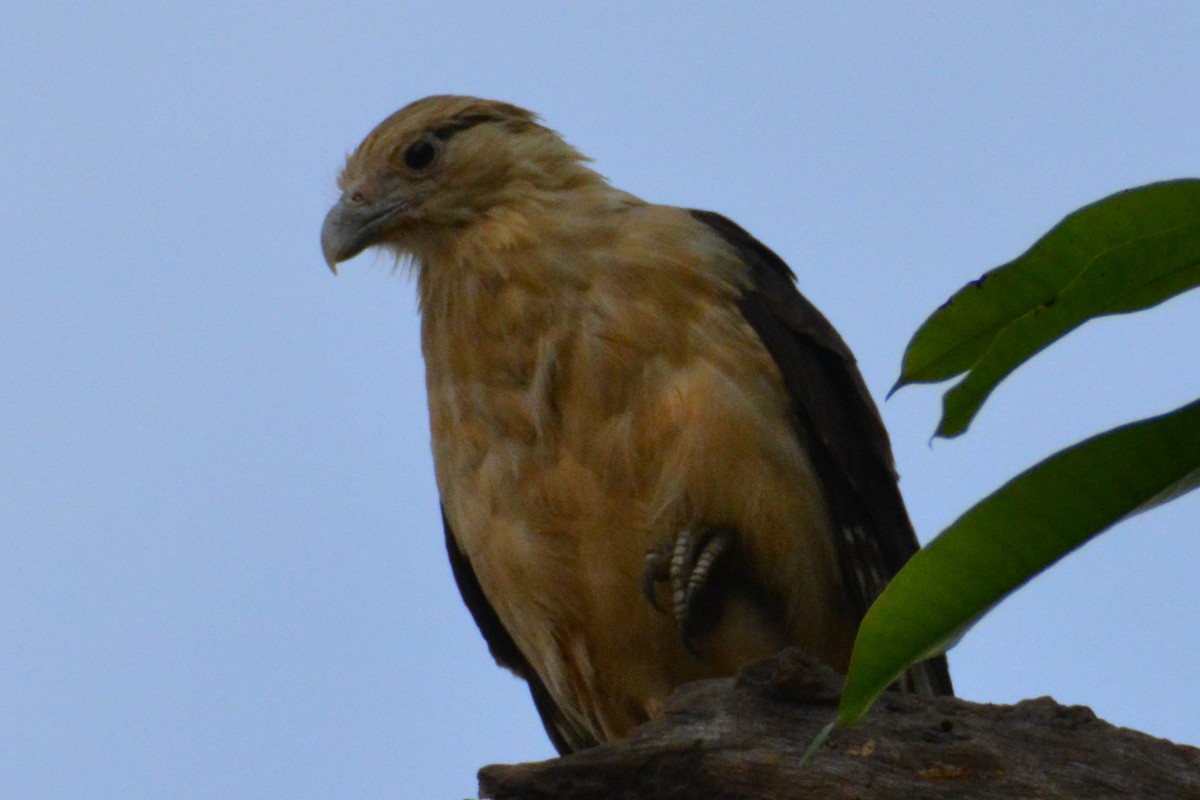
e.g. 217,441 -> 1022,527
837,395 -> 1200,726
892,179 -> 1200,435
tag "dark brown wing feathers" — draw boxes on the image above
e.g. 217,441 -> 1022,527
691,209 -> 953,696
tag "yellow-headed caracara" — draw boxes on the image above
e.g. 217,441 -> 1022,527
321,95 -> 952,753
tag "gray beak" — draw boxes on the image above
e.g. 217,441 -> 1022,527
321,198 -> 403,274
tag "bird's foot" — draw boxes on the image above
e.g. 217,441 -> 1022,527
643,526 -> 736,651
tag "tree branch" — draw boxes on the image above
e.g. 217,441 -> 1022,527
479,649 -> 1200,799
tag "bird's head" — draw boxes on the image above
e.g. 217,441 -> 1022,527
321,95 -> 596,272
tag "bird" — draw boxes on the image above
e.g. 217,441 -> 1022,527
321,95 -> 952,754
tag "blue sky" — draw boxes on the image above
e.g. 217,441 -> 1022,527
3,4 -> 1198,798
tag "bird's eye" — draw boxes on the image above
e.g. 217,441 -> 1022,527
403,139 -> 437,171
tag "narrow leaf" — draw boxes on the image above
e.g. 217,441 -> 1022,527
894,179 -> 1200,394
936,216 -> 1200,436
838,395 -> 1200,726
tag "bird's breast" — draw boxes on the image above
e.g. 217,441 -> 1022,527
417,218 -> 849,741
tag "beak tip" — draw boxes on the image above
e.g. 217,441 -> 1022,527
322,196 -> 394,275
321,204 -> 346,275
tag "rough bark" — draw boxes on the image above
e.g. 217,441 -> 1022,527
478,649 -> 1200,800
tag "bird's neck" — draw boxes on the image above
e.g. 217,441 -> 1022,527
414,205 -> 582,398
413,182 -> 640,318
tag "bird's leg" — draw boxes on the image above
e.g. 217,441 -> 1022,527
643,526 -> 736,650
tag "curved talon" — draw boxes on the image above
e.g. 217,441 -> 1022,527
641,525 -> 737,651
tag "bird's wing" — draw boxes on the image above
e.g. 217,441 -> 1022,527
690,210 -> 953,696
440,507 -> 597,753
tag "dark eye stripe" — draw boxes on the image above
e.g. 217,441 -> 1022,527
430,113 -> 504,140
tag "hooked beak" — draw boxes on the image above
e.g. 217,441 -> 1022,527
320,198 -> 408,274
